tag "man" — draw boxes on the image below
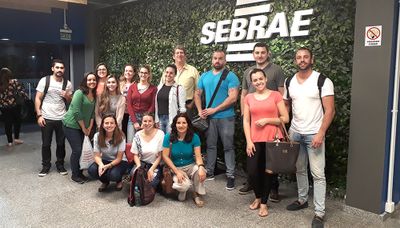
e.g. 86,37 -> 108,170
160,45 -> 199,117
35,59 -> 72,177
194,50 -> 240,190
284,48 -> 335,228
239,42 -> 285,201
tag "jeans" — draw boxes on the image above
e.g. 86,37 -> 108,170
158,114 -> 169,134
64,126 -> 84,178
206,117 -> 236,178
41,119 -> 66,168
127,113 -> 143,144
290,129 -> 326,217
0,105 -> 21,143
122,113 -> 130,141
88,159 -> 129,183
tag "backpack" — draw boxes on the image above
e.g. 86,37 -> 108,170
128,166 -> 155,206
285,73 -> 327,112
40,76 -> 68,108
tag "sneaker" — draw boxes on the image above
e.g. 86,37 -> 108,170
286,200 -> 308,211
312,215 -> 324,228
38,167 -> 50,177
71,176 -> 85,184
206,174 -> 215,181
226,177 -> 235,190
238,182 -> 253,195
269,191 -> 280,203
56,166 -> 68,175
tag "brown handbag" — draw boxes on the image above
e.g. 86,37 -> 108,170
265,121 -> 300,174
161,143 -> 174,195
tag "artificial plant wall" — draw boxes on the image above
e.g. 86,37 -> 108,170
97,0 -> 355,192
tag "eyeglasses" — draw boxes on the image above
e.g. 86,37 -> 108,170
97,68 -> 107,71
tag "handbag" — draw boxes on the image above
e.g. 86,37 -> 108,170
191,69 -> 229,131
79,136 -> 94,170
265,121 -> 300,174
161,143 -> 174,195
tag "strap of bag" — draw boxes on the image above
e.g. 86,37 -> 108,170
133,134 -> 143,156
206,69 -> 229,109
176,85 -> 179,111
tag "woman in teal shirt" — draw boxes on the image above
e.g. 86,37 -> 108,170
162,113 -> 206,207
63,72 -> 97,184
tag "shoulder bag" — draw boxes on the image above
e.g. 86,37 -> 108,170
192,69 -> 229,131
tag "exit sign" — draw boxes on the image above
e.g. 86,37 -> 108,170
60,28 -> 72,41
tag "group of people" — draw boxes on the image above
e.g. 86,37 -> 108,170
0,43 -> 335,228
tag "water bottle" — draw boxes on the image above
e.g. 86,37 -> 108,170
134,186 -> 141,206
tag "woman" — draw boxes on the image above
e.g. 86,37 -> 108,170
162,112 -> 206,207
63,72 -> 97,184
119,64 -> 136,139
126,65 -> 157,142
95,62 -> 109,96
155,64 -> 186,133
88,113 -> 128,192
0,68 -> 28,146
130,112 -> 164,189
95,75 -> 125,129
243,68 -> 289,217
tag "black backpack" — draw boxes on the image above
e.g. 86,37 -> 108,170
128,166 -> 155,206
285,73 -> 327,112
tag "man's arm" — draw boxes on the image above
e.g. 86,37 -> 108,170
194,88 -> 203,116
35,91 -> 46,127
202,88 -> 239,117
240,89 -> 248,115
278,86 -> 284,95
312,95 -> 335,148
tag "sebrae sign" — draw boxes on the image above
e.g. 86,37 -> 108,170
200,0 -> 313,62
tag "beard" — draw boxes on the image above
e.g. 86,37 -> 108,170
213,63 -> 224,70
297,62 -> 312,71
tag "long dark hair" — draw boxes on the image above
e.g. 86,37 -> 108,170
0,68 -> 12,92
97,113 -> 124,148
169,112 -> 194,143
79,72 -> 97,95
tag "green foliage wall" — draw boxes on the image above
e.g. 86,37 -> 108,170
97,0 -> 355,191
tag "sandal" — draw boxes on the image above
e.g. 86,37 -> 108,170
14,139 -> 24,145
258,204 -> 268,217
115,182 -> 123,191
98,183 -> 109,192
249,199 -> 261,210
193,195 -> 204,207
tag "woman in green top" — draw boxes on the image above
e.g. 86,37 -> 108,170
63,72 -> 97,184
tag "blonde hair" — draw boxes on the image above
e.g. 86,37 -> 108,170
98,75 -> 120,114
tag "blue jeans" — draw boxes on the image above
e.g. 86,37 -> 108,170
63,126 -> 84,178
158,114 -> 169,134
290,129 -> 326,217
206,117 -> 235,178
88,159 -> 128,183
41,119 -> 66,168
127,113 -> 143,144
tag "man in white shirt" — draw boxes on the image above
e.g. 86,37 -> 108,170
284,48 -> 335,228
35,59 -> 72,177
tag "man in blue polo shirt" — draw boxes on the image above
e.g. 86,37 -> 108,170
194,50 -> 240,190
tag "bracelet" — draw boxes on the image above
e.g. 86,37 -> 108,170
198,164 -> 205,168
36,114 -> 42,119
109,163 -> 113,168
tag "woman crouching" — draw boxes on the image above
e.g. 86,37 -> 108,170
88,113 -> 128,192
162,113 -> 206,207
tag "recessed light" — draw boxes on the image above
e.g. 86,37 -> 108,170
1,38 -> 10,41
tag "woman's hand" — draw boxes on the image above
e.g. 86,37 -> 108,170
98,164 -> 106,176
198,166 -> 206,182
147,169 -> 155,182
246,141 -> 256,157
175,169 -> 186,184
255,118 -> 268,127
82,128 -> 90,136
134,122 -> 141,130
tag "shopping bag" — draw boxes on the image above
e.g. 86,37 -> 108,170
79,136 -> 94,170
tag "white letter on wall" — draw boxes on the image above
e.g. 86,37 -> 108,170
215,20 -> 232,43
264,12 -> 289,38
290,9 -> 314,37
200,22 -> 217,44
229,18 -> 249,42
246,15 -> 268,40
